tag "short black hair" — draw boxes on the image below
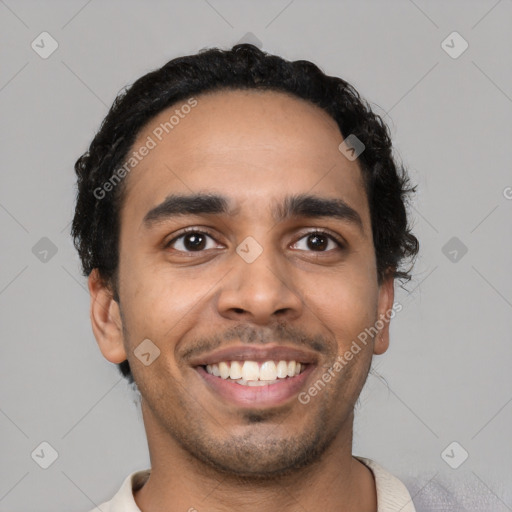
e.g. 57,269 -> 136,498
71,44 -> 419,384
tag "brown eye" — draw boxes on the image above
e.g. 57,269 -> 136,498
166,230 -> 220,252
182,233 -> 207,251
306,233 -> 329,251
292,231 -> 343,252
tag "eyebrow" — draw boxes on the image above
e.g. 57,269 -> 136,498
142,193 -> 364,233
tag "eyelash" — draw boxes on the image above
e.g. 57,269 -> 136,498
164,227 -> 345,253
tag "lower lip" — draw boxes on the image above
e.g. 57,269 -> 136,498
195,365 -> 314,408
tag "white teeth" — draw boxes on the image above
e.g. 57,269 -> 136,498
242,361 -> 260,381
276,360 -> 288,378
204,359 -> 304,382
219,361 -> 230,379
207,364 -> 221,377
260,361 -> 277,380
229,361 -> 243,380
239,379 -> 278,387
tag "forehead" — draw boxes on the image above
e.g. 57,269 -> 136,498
120,89 -> 369,229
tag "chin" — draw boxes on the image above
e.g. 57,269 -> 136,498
190,428 -> 333,479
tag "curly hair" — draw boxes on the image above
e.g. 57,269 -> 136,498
71,44 -> 419,383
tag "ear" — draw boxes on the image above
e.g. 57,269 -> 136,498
88,269 -> 127,364
373,269 -> 395,356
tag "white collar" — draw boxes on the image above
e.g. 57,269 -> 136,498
91,457 -> 416,512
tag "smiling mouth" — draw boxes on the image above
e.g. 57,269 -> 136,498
200,359 -> 307,387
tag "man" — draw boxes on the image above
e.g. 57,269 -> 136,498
72,43 -> 419,511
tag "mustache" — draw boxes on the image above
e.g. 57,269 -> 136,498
180,322 -> 333,361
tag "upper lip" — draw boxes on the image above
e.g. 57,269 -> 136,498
189,344 -> 319,367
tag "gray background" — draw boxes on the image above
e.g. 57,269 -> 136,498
1,0 -> 511,511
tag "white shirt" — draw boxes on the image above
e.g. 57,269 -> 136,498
88,456 -> 416,512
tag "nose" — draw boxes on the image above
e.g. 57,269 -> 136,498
216,240 -> 303,325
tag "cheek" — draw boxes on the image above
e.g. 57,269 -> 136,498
119,259 -> 219,344
301,267 -> 379,349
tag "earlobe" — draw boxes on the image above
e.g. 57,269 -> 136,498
373,270 -> 395,356
88,269 -> 127,364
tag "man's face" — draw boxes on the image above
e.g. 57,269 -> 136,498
95,89 -> 394,476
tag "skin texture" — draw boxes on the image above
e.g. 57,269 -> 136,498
88,89 -> 395,512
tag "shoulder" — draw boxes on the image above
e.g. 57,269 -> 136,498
85,469 -> 150,512
355,456 -> 416,512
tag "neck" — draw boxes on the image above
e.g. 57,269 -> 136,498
134,401 -> 377,512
